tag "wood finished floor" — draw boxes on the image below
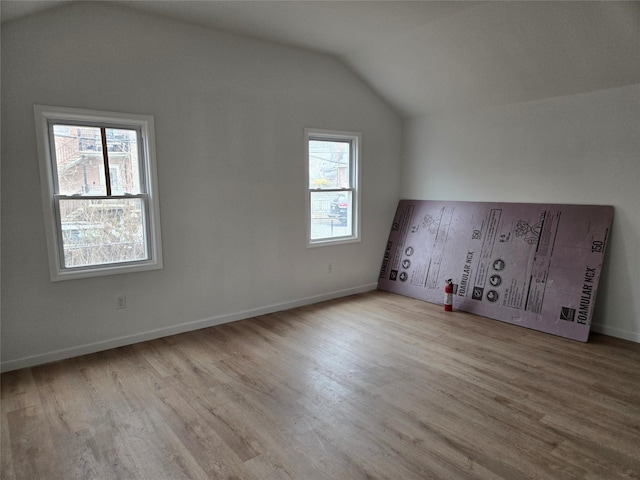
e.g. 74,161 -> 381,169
2,290 -> 640,480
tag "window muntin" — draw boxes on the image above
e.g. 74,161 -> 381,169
306,129 -> 360,246
35,106 -> 162,280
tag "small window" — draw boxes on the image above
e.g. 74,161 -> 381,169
306,128 -> 360,246
35,105 -> 163,281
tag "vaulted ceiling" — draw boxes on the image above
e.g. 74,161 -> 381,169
2,1 -> 639,118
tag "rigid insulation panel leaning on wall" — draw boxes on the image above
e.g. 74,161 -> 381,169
378,200 -> 614,342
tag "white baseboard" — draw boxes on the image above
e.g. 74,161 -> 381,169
1,283 -> 378,373
590,322 -> 640,343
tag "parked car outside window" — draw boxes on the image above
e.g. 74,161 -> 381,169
329,194 -> 348,225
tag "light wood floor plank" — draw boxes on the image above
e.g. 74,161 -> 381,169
2,290 -> 639,479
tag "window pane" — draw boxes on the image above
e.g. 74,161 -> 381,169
53,125 -> 106,195
310,190 -> 352,240
58,197 -> 147,268
308,139 -> 350,189
105,128 -> 141,194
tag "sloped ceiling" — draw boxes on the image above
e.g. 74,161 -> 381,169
2,1 -> 639,118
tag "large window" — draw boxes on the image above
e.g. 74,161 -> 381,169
306,128 -> 360,246
34,105 -> 163,281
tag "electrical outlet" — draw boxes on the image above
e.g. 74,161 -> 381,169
328,263 -> 333,273
116,295 -> 126,309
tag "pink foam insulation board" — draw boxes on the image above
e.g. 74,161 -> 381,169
377,200 -> 613,341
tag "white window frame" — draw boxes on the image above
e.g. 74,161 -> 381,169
305,128 -> 361,247
34,105 -> 163,281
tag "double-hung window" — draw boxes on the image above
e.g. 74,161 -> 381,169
306,128 -> 361,246
34,105 -> 163,281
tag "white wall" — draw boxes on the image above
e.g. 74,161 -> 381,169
0,2 -> 402,370
403,84 -> 640,342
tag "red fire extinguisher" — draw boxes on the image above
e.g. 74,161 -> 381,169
444,279 -> 453,312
